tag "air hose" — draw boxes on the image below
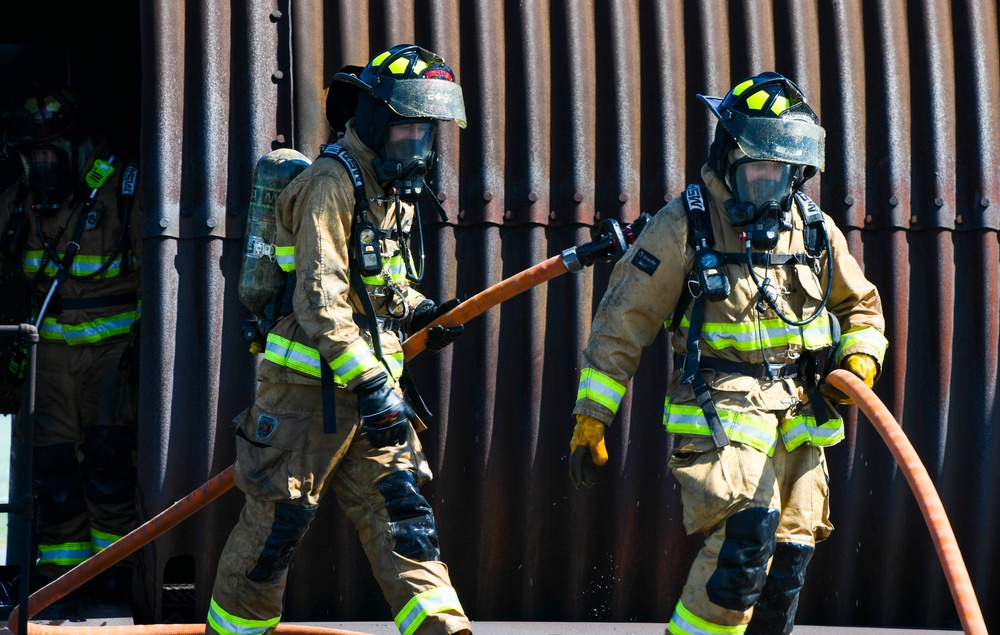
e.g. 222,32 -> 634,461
826,369 -> 987,635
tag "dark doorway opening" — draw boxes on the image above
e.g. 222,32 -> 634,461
0,2 -> 142,188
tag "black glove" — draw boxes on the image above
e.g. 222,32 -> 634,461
355,373 -> 415,447
410,298 -> 464,353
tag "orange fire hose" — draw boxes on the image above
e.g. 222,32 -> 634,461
9,224 -> 631,634
827,369 -> 987,635
402,253 -> 571,358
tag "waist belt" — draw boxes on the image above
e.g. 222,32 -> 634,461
352,313 -> 403,335
50,291 -> 138,314
674,353 -> 800,380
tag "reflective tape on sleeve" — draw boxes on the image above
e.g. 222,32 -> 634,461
835,326 -> 888,363
577,368 -> 626,415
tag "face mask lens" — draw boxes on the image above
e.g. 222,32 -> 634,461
733,160 -> 792,209
29,147 -> 67,192
382,121 -> 436,167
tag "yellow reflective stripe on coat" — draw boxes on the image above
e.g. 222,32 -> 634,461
663,400 -> 778,456
678,314 -> 831,352
359,253 -> 408,285
22,250 -> 137,279
90,527 -> 123,553
275,245 -> 295,272
395,586 -> 464,635
264,335 -> 390,384
37,541 -> 91,567
577,368 -> 626,414
207,596 -> 281,635
264,334 -> 323,377
779,411 -> 845,451
835,326 -> 888,363
40,309 -> 138,344
668,599 -> 746,635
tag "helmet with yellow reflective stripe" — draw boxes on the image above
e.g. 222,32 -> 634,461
3,83 -> 80,148
333,44 -> 466,149
699,72 -> 825,187
331,44 -> 467,199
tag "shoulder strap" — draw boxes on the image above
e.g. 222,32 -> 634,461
320,144 -> 371,217
683,183 -> 713,249
117,161 -> 139,274
666,184 -> 710,332
794,190 -> 826,259
321,145 -> 389,365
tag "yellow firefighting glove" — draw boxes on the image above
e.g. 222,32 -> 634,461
569,414 -> 608,489
820,353 -> 878,404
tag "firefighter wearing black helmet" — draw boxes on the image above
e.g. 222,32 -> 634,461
566,72 -> 887,634
206,45 -> 471,635
0,82 -> 141,600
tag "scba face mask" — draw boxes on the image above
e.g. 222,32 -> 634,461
27,141 -> 74,205
726,159 -> 796,250
374,119 -> 437,201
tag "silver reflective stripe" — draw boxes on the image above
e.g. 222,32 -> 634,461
779,413 -> 845,451
264,335 -> 322,377
836,326 -> 889,362
668,599 -> 747,635
207,597 -> 280,635
394,586 -> 464,635
577,368 -> 626,414
663,400 -> 778,456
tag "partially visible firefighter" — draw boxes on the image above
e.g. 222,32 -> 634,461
567,72 -> 887,634
206,44 -> 472,635
0,83 -> 141,601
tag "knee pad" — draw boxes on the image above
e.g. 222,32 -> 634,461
746,542 -> 815,635
377,470 -> 441,562
707,507 -> 780,611
33,443 -> 86,524
81,425 -> 137,504
247,503 -> 318,583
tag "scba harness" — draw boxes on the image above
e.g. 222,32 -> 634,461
242,144 -> 432,433
667,183 -> 839,448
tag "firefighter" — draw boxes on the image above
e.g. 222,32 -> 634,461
206,45 -> 471,635
0,83 -> 141,600
567,72 -> 887,634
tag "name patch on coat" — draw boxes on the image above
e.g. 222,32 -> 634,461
256,414 -> 278,441
631,248 -> 660,276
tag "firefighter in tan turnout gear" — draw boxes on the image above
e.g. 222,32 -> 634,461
207,45 -> 472,635
0,83 -> 141,599
568,72 -> 887,635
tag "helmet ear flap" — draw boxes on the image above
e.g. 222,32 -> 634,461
326,65 -> 364,135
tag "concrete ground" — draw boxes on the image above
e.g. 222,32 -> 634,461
303,623 -> 962,634
0,610 -> 965,635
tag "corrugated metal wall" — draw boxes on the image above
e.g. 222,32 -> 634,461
136,0 -> 1000,631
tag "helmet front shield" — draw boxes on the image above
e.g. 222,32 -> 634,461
736,117 -> 825,172
385,79 -> 467,128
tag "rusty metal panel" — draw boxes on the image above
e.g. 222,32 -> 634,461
134,0 -> 1000,631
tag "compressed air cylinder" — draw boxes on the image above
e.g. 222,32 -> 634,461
238,148 -> 312,317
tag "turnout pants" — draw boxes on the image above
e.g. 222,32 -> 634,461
207,380 -> 470,635
666,435 -> 832,635
27,338 -> 138,578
